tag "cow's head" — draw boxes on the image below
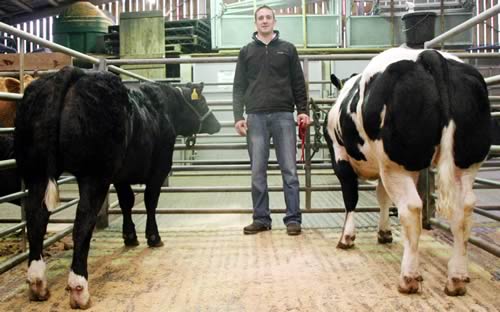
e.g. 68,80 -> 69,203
0,75 -> 35,127
174,82 -> 221,136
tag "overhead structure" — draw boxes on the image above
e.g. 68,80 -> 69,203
0,0 -> 112,25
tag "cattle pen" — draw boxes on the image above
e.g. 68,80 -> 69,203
1,10 -> 500,312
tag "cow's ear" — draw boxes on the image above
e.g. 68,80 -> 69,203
186,82 -> 192,89
4,78 -> 20,93
23,74 -> 34,86
330,74 -> 342,90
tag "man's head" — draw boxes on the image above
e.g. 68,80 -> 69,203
254,5 -> 276,36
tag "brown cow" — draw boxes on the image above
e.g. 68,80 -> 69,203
0,75 -> 35,127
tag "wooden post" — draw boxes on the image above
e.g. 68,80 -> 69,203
119,11 -> 166,80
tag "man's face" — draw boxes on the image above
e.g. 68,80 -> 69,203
255,8 -> 275,36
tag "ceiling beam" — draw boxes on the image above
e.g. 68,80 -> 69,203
47,0 -> 59,6
7,0 -> 33,12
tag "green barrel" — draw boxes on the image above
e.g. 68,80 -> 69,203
53,1 -> 112,54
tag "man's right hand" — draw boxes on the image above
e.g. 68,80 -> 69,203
234,120 -> 248,136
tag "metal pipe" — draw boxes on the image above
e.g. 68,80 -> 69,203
109,184 -> 376,193
0,191 -> 27,204
108,207 -> 382,214
0,22 -> 151,82
476,205 -> 500,210
0,91 -> 22,100
0,128 -> 14,134
0,225 -> 73,274
475,177 -> 500,187
430,218 -> 500,257
0,222 -> 26,237
49,198 -> 79,216
0,159 -> 16,170
424,4 -> 500,48
485,75 -> 500,86
0,21 -> 99,64
170,164 -> 333,171
473,208 -> 500,222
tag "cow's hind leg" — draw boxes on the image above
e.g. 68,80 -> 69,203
380,167 -> 423,294
67,177 -> 110,309
25,180 -> 51,301
444,167 -> 477,296
144,182 -> 164,247
335,160 -> 359,249
115,183 -> 138,246
376,180 -> 393,244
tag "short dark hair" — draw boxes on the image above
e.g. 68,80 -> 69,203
254,5 -> 275,21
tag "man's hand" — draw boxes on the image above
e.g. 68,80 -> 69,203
297,113 -> 311,127
234,119 -> 248,136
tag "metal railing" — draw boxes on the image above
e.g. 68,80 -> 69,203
0,18 -> 499,276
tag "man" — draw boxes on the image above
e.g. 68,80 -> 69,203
232,5 -> 310,236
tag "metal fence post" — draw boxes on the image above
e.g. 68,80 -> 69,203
96,193 -> 109,229
418,168 -> 435,230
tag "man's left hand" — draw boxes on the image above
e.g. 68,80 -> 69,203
297,113 -> 311,127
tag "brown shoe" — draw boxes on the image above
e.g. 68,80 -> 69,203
286,223 -> 301,236
243,222 -> 271,235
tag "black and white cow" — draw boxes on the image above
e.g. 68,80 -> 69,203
14,66 -> 220,309
324,48 -> 491,296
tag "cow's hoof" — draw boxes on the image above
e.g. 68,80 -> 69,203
123,233 -> 139,247
67,285 -> 91,310
27,279 -> 50,301
444,277 -> 468,296
398,275 -> 423,294
337,234 -> 356,249
147,235 -> 164,248
377,230 -> 393,244
67,271 -> 90,309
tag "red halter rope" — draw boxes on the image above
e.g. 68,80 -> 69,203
298,120 -> 307,163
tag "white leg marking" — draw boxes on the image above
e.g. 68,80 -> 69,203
68,270 -> 91,309
27,258 -> 49,300
338,211 -> 356,248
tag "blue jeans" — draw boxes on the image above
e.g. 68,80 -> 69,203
246,112 -> 301,226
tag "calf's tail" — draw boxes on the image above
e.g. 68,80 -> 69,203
43,67 -> 85,210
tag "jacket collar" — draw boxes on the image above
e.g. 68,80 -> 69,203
252,30 -> 280,45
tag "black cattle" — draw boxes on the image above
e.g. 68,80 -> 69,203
14,66 -> 220,309
324,48 -> 491,296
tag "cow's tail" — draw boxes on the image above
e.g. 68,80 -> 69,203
435,121 -> 458,219
44,66 -> 85,211
417,50 -> 457,219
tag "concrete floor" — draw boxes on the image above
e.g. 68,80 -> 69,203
0,219 -> 499,311
0,169 -> 499,311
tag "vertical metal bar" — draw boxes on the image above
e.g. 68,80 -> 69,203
303,58 -> 312,210
20,40 -> 24,92
417,168 -> 435,230
390,0 -> 394,46
440,0 -> 444,50
20,180 -> 27,252
302,0 -> 308,48
96,194 -> 110,229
